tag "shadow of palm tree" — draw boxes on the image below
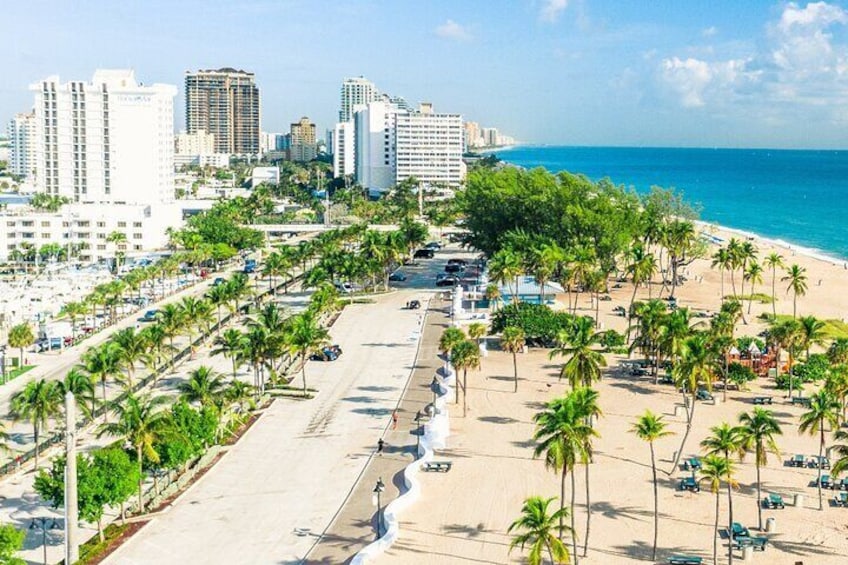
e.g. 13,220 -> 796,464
477,415 -> 518,424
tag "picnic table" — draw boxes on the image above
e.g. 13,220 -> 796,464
731,522 -> 750,540
680,476 -> 700,492
837,478 -> 848,491
820,474 -> 833,489
668,557 -> 703,565
790,454 -> 805,467
696,388 -> 714,402
791,396 -> 811,407
834,492 -> 848,506
753,396 -> 773,405
808,455 -> 830,470
734,535 -> 769,551
422,461 -> 453,473
763,493 -> 785,509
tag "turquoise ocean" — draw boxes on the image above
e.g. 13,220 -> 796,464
493,146 -> 848,261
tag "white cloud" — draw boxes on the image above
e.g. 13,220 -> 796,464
702,26 -> 718,37
435,19 -> 472,42
540,0 -> 568,23
777,1 -> 847,32
660,56 -> 753,107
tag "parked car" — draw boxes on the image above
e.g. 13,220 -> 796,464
212,277 -> 226,286
334,282 -> 361,293
413,249 -> 435,259
435,275 -> 459,287
139,309 -> 159,323
444,263 -> 464,274
424,241 -> 443,250
311,344 -> 343,361
405,300 -> 421,309
446,258 -> 467,266
388,271 -> 407,282
243,264 -> 256,274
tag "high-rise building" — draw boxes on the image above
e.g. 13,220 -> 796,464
339,77 -> 379,123
354,100 -> 402,192
30,69 -> 177,205
395,103 -> 464,188
185,68 -> 260,155
332,121 -> 355,178
175,131 -> 216,155
7,112 -> 36,179
289,117 -> 317,162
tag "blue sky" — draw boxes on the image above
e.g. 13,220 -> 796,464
3,0 -> 848,148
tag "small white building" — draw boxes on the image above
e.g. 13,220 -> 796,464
176,130 -> 216,155
251,166 -> 279,188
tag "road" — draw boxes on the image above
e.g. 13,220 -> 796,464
104,290 -> 430,565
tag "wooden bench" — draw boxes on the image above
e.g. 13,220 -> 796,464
668,556 -> 703,565
791,397 -> 811,407
422,461 -> 453,472
734,536 -> 768,551
753,396 -> 773,405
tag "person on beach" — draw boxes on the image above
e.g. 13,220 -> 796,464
377,438 -> 385,456
391,410 -> 398,430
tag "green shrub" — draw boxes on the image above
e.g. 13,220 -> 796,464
727,363 -> 757,389
600,329 -> 625,350
490,303 -> 576,347
791,353 -> 830,383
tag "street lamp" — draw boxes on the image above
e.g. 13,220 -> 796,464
430,376 -> 440,416
30,517 -> 60,565
414,410 -> 422,456
372,477 -> 386,538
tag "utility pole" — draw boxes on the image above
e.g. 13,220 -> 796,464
64,391 -> 79,564
418,181 -> 424,218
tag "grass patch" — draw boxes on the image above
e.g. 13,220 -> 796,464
766,314 -> 848,340
4,365 -> 34,382
61,520 -> 147,565
724,293 -> 774,304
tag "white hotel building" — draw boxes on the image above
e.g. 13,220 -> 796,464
353,100 -> 465,194
0,70 -> 182,263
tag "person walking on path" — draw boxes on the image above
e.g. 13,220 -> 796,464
391,410 -> 398,430
377,438 -> 385,456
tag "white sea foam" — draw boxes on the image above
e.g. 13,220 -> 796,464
697,221 -> 846,265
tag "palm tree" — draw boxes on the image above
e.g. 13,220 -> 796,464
501,326 -> 526,393
737,241 -> 758,299
97,392 -> 170,513
178,296 -> 207,354
508,496 -> 571,565
212,328 -> 247,380
631,411 -> 673,561
570,387 -> 602,558
57,368 -> 97,420
670,333 -> 717,473
711,247 -> 732,301
178,366 -> 227,407
827,338 -> 848,365
62,301 -> 88,342
79,342 -> 121,415
725,239 -> 742,298
488,247 -> 523,304
627,245 -> 657,339
206,284 -> 230,334
763,252 -> 784,319
286,312 -> 330,395
737,409 -> 782,530
138,324 -> 171,371
744,262 -> 764,316
781,264 -> 808,318
629,300 -> 668,382
832,427 -> 848,482
799,390 -> 841,510
468,322 -> 487,351
451,339 -> 481,417
699,455 -> 737,565
10,379 -> 62,470
767,318 -> 802,398
111,327 -> 151,388
549,317 -> 606,388
533,393 -> 595,563
7,322 -> 35,368
798,315 -> 826,360
157,303 -> 185,368
701,422 -> 744,462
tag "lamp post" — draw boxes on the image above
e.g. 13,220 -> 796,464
372,477 -> 386,538
430,376 -> 440,416
414,410 -> 422,456
30,517 -> 59,565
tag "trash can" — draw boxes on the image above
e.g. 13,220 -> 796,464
794,494 -> 804,508
742,546 -> 754,561
766,517 -> 776,532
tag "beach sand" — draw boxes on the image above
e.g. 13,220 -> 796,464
377,233 -> 848,564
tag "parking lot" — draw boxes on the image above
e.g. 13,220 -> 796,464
389,243 -> 485,292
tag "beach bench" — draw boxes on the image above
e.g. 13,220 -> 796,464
834,492 -> 848,506
679,476 -> 700,492
791,396 -> 811,407
753,396 -> 773,405
734,536 -> 768,551
696,389 -> 714,402
820,474 -> 832,489
790,454 -> 805,467
837,478 -> 848,491
668,556 -> 703,565
808,456 -> 830,470
684,457 -> 702,471
730,522 -> 750,540
422,461 -> 452,473
763,493 -> 785,509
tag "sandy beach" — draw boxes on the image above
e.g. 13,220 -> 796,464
375,231 -> 848,564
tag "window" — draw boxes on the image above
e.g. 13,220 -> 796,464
41,221 -> 50,227
97,233 -> 106,239
6,222 -> 14,227
42,233 -> 50,239
117,221 -> 126,228
133,233 -> 142,240
97,244 -> 106,250
97,221 -> 105,228
133,222 -> 142,228
134,245 -> 143,251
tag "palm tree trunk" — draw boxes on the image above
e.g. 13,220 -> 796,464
720,268 -> 724,300
626,284 -> 638,342
793,292 -> 797,319
818,426 -> 824,510
570,469 -> 579,565
583,461 -> 591,557
137,445 -> 144,514
727,479 -> 734,565
101,378 -> 108,421
771,269 -> 777,319
512,351 -> 518,393
301,355 -> 308,395
560,465 -> 566,540
462,368 -> 467,417
755,460 -> 763,530
713,492 -> 719,565
670,396 -> 696,474
33,425 -> 39,470
650,443 -> 659,561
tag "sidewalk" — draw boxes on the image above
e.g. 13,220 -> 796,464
303,297 -> 450,564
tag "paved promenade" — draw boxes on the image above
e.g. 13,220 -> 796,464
104,290 -> 430,565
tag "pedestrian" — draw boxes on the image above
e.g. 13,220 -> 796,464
391,410 -> 398,430
377,438 -> 384,456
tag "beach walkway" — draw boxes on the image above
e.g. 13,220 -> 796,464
103,290 -> 429,565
